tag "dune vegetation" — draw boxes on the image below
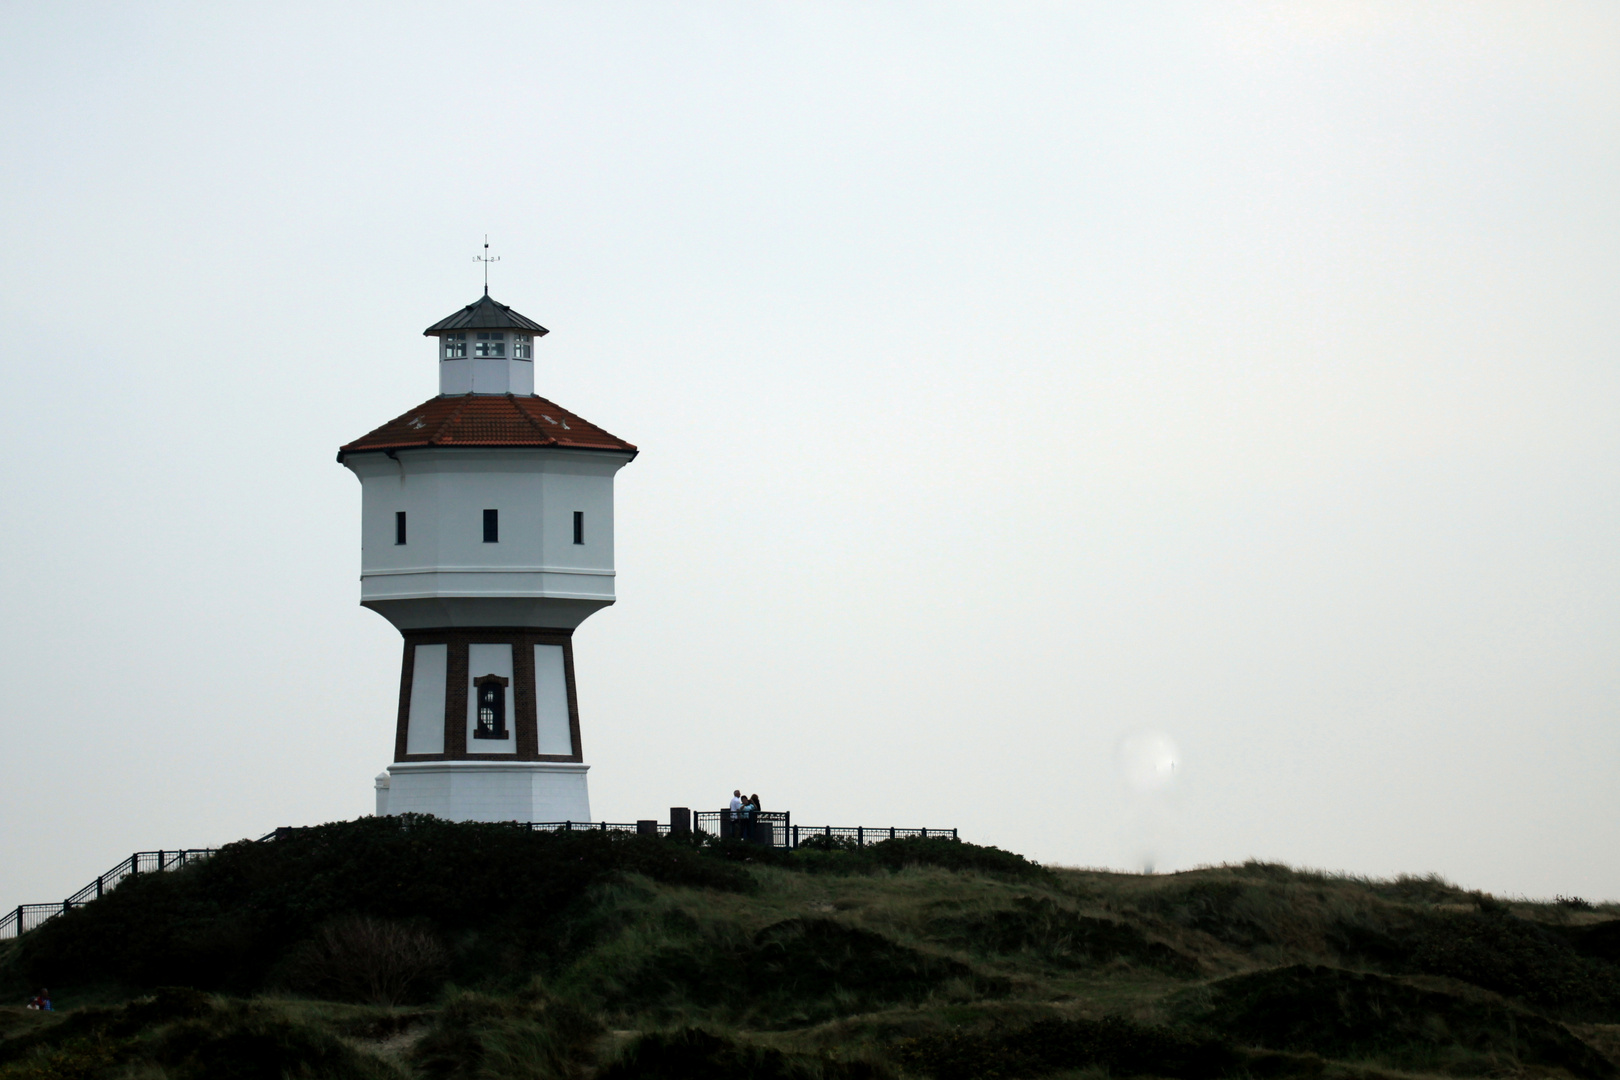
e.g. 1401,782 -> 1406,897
0,815 -> 1616,1079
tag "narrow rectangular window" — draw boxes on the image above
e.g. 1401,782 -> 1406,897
572,511 -> 584,545
395,511 -> 407,545
483,509 -> 499,543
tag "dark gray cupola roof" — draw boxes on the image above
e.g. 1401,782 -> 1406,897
423,293 -> 550,336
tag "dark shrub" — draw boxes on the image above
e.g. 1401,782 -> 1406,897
154,1010 -> 402,1080
1401,910 -> 1620,1019
790,837 -> 1046,881
1564,919 -> 1620,967
751,918 -> 996,1008
598,1027 -> 890,1080
933,896 -> 1199,975
0,993 -> 399,1080
8,816 -> 750,995
0,986 -> 213,1068
891,1015 -> 1238,1080
280,915 -> 449,1006
1174,964 -> 1615,1079
411,991 -> 602,1080
1138,879 -> 1280,949
589,917 -> 1003,1027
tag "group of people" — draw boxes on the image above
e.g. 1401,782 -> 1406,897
26,988 -> 51,1011
729,789 -> 765,841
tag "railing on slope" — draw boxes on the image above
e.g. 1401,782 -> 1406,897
0,849 -> 218,940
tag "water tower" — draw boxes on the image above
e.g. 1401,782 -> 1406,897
337,292 -> 636,822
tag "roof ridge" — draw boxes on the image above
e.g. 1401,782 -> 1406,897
428,394 -> 474,444
507,394 -> 557,442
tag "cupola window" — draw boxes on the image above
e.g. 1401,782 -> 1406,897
474,332 -> 506,357
473,674 -> 510,739
513,334 -> 533,360
442,333 -> 467,359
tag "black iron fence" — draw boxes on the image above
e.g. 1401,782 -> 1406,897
694,810 -> 791,846
0,849 -> 219,940
782,824 -> 957,846
692,811 -> 956,850
525,817 -> 956,851
526,821 -> 672,837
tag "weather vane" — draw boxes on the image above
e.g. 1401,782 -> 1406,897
475,234 -> 500,295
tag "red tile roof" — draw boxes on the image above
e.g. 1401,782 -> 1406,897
338,394 -> 636,461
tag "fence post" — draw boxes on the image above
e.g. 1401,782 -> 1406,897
857,827 -> 864,847
96,876 -> 103,899
922,828 -> 928,839
62,899 -> 70,915
792,825 -> 799,849
953,828 -> 958,840
565,821 -> 572,832
889,826 -> 896,840
131,853 -> 140,875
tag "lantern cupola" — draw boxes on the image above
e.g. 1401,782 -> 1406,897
425,293 -> 549,396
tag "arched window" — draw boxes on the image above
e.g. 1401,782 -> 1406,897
473,674 -> 509,739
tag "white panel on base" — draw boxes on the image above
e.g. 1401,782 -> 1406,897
466,643 -> 515,754
382,761 -> 590,823
534,644 -> 572,755
406,644 -> 447,754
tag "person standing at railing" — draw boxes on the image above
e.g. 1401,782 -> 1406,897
748,793 -> 763,843
729,790 -> 743,838
739,795 -> 754,841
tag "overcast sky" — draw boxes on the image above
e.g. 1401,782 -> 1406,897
2,2 -> 1617,904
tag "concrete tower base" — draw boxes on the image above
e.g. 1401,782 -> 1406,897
376,761 -> 590,823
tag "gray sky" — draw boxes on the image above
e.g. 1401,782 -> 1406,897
3,2 -> 1618,903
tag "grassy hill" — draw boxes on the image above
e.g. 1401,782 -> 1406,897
1,815 -> 1616,1079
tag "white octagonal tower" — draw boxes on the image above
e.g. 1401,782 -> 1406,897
338,292 -> 636,822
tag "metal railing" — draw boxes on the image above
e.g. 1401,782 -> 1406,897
694,810 -> 791,847
785,824 -> 957,846
692,811 -> 956,850
529,816 -> 957,851
526,821 -> 672,836
0,849 -> 218,941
